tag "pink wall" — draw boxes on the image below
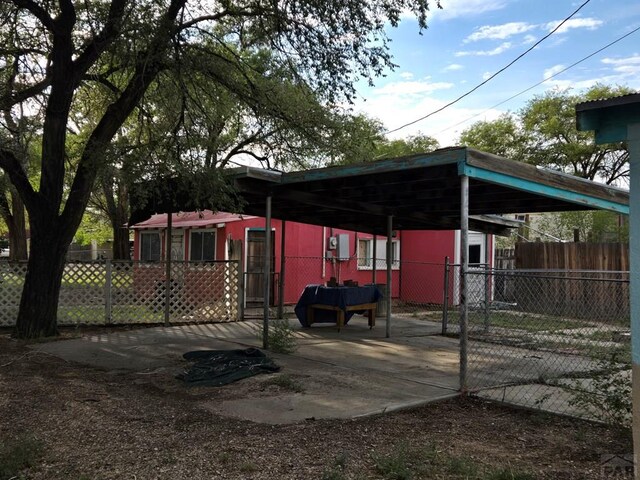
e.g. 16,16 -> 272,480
225,221 -> 401,304
400,231 -> 455,305
132,218 -> 472,307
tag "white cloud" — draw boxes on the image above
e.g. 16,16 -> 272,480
443,63 -> 464,72
464,22 -> 536,43
542,55 -> 640,92
546,17 -> 602,34
354,92 -> 504,147
434,0 -> 508,20
600,54 -> 640,79
543,64 -> 566,80
522,34 -> 537,44
399,71 -> 415,79
374,80 -> 454,96
482,71 -> 492,80
455,42 -> 512,57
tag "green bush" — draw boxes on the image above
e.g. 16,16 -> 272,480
568,353 -> 631,428
265,319 -> 297,354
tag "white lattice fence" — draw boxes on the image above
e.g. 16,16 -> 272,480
0,260 -> 240,327
0,262 -> 26,326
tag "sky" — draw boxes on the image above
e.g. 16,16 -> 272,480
353,0 -> 640,147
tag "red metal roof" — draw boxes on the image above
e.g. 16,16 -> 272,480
130,211 -> 256,229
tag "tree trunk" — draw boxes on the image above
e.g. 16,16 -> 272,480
112,214 -> 130,260
9,191 -> 28,261
13,224 -> 69,338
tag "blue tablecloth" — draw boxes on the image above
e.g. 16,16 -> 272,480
294,284 -> 382,327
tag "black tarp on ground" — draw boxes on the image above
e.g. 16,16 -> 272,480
176,348 -> 280,387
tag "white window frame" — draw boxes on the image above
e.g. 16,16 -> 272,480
189,229 -> 217,262
139,230 -> 161,262
357,237 -> 400,270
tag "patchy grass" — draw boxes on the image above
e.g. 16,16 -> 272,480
465,311 -> 593,332
263,374 -> 305,393
0,435 -> 44,480
372,442 -> 536,480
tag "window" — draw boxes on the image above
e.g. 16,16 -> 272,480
469,244 -> 482,265
358,239 -> 372,268
190,230 -> 216,261
140,232 -> 161,262
357,238 -> 400,270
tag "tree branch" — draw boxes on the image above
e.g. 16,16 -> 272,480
10,0 -> 55,31
0,148 -> 38,213
72,0 -> 128,80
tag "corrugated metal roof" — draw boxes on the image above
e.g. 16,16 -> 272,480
576,92 -> 640,111
130,210 -> 255,229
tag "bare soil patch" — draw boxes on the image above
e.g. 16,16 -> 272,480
0,331 -> 631,479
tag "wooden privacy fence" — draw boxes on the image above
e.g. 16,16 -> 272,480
509,243 -> 629,321
515,242 -> 629,271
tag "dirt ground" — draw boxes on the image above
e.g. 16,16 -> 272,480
0,331 -> 632,480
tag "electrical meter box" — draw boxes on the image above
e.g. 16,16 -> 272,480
336,234 -> 349,261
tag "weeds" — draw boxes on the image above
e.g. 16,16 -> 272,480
371,442 -> 534,480
0,435 -> 43,480
568,353 -> 631,428
263,374 -> 305,393
264,319 -> 297,354
321,452 -> 348,480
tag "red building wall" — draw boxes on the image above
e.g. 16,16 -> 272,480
400,231 -> 455,305
131,215 -> 480,307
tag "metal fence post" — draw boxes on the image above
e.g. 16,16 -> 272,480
105,259 -> 112,325
484,264 -> 490,332
442,256 -> 450,335
460,175 -> 469,393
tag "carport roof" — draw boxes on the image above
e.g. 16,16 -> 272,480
231,147 -> 629,235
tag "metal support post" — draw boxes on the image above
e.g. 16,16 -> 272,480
277,221 -> 286,319
263,196 -> 272,349
372,235 -> 377,284
386,215 -> 393,338
442,256 -> 450,335
460,175 -> 469,392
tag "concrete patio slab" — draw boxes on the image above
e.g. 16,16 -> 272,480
34,317 -> 460,424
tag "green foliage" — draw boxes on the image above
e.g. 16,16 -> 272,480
74,209 -> 113,246
265,319 -> 298,354
0,435 -> 44,480
460,114 -> 526,162
321,453 -> 349,480
535,210 -> 628,243
568,353 -> 632,428
333,114 -> 440,165
459,84 -> 633,186
373,443 -> 414,480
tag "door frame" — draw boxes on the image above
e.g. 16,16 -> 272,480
244,227 -> 276,307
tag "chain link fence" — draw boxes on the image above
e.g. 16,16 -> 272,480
460,267 -> 631,424
1,255 -> 631,424
0,259 -> 240,327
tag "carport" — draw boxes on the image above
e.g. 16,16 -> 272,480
230,146 -> 629,390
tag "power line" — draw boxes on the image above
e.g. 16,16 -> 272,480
433,24 -> 640,138
384,0 -> 592,135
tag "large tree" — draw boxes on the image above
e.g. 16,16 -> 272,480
0,0 -> 439,338
459,84 -> 633,186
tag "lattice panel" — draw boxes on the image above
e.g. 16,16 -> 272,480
108,261 -> 164,324
0,262 -> 27,327
58,262 -> 108,326
167,262 -> 239,323
0,260 -> 240,327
